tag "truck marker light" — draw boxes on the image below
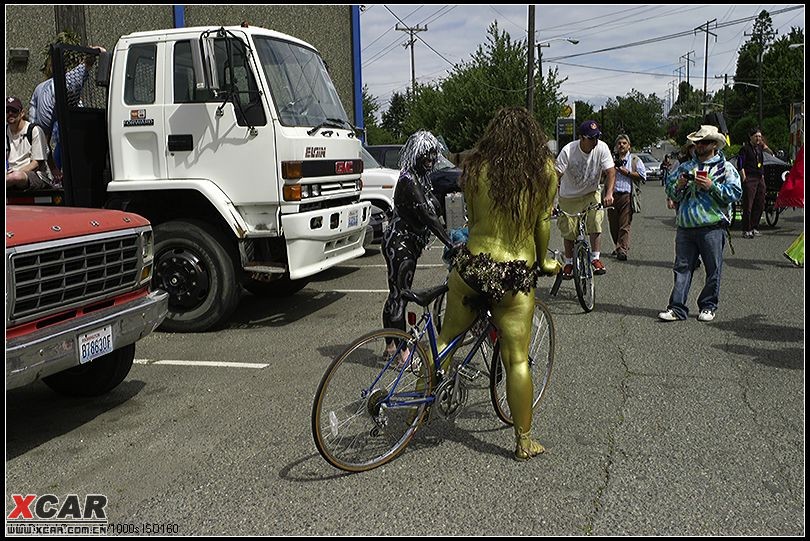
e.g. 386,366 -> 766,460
283,184 -> 302,201
281,161 -> 303,179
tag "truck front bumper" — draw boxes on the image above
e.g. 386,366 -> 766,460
6,290 -> 169,390
282,201 -> 371,279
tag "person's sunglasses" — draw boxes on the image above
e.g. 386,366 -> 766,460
585,135 -> 600,140
695,140 -> 714,145
6,108 -> 21,115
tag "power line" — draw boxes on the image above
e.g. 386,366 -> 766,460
545,5 -> 804,62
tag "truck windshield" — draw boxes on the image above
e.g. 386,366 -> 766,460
254,36 -> 350,128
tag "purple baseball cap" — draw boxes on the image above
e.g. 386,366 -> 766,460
579,120 -> 601,138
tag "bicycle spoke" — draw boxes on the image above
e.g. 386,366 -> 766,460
490,300 -> 555,425
312,330 -> 433,472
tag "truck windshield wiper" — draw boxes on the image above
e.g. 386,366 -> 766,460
307,117 -> 363,138
307,119 -> 346,136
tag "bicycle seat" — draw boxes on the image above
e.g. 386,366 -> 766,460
401,283 -> 449,306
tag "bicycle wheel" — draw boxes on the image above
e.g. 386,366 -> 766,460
433,288 -> 481,348
573,242 -> 595,312
489,300 -> 555,425
549,270 -> 563,297
433,290 -> 448,334
765,207 -> 780,227
311,329 -> 435,472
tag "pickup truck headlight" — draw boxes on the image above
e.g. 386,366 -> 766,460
140,229 -> 155,285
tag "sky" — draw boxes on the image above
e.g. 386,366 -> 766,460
359,4 -> 805,118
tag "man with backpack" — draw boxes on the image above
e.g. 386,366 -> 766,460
6,96 -> 54,191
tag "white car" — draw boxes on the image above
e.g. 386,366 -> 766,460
360,147 -> 398,215
636,152 -> 662,182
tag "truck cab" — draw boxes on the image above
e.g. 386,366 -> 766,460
51,26 -> 369,332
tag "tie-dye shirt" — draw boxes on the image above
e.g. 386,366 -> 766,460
665,152 -> 742,228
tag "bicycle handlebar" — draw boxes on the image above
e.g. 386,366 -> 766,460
554,202 -> 613,218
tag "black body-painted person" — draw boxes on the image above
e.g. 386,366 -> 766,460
381,131 -> 454,358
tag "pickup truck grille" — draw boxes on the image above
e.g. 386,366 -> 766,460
9,233 -> 141,322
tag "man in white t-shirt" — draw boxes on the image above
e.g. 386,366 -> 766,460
555,120 -> 615,277
6,96 -> 53,191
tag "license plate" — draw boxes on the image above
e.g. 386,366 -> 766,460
78,325 -> 114,364
348,211 -> 358,227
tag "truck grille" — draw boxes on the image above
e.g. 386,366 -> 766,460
10,233 -> 141,322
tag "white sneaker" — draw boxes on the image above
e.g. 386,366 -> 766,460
658,309 -> 680,322
752,229 -> 762,237
697,309 -> 716,322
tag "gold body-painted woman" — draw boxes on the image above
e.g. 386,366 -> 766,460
437,107 -> 560,460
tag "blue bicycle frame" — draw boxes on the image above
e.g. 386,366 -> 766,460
367,309 -> 495,410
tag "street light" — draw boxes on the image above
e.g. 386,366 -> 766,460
536,38 -> 579,86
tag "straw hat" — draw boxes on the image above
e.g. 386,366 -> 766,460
686,125 -> 726,150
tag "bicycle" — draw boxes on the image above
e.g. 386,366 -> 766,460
311,283 -> 555,472
553,202 -> 609,312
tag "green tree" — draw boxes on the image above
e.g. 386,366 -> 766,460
362,85 -> 397,144
408,22 -> 565,151
574,100 -> 596,125
381,91 -> 410,142
597,90 -> 664,149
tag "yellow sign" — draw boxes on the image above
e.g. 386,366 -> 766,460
562,104 -> 573,118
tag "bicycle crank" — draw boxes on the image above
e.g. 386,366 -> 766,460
435,377 -> 468,419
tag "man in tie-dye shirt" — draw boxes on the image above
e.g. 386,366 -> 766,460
658,125 -> 742,323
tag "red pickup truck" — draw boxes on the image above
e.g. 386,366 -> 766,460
6,205 -> 168,396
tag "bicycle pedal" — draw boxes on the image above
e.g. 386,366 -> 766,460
457,366 -> 481,381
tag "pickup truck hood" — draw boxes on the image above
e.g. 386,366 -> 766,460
5,206 -> 150,248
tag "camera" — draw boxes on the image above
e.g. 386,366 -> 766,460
614,156 -> 627,168
682,171 -> 695,181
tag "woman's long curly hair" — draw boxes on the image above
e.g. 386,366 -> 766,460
462,107 -> 555,234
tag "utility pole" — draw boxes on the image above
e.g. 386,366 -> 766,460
695,20 -> 717,117
668,80 -> 677,116
396,23 -> 427,95
680,51 -> 695,114
526,5 -> 535,113
714,74 -> 729,115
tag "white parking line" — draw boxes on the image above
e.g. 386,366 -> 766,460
135,359 -> 268,369
341,263 -> 447,268
329,289 -> 389,293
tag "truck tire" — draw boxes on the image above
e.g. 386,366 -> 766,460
244,274 -> 310,297
153,220 -> 240,332
42,344 -> 135,397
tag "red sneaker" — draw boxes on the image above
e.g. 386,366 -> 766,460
592,259 -> 606,275
562,264 -> 574,280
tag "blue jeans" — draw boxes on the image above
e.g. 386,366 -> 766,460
667,225 -> 726,319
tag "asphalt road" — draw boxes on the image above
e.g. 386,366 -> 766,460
6,184 -> 804,535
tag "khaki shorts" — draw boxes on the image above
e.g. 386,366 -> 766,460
557,191 -> 604,240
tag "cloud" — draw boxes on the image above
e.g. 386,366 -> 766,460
360,4 -> 805,113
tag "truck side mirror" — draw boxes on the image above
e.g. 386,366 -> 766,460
96,50 -> 112,87
192,36 -> 220,99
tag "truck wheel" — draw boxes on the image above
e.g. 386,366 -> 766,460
153,220 -> 240,332
42,344 -> 135,397
244,275 -> 310,297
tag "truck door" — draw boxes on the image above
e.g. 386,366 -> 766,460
163,35 -> 280,209
108,39 -> 168,182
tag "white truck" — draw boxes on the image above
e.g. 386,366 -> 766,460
51,25 -> 369,332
